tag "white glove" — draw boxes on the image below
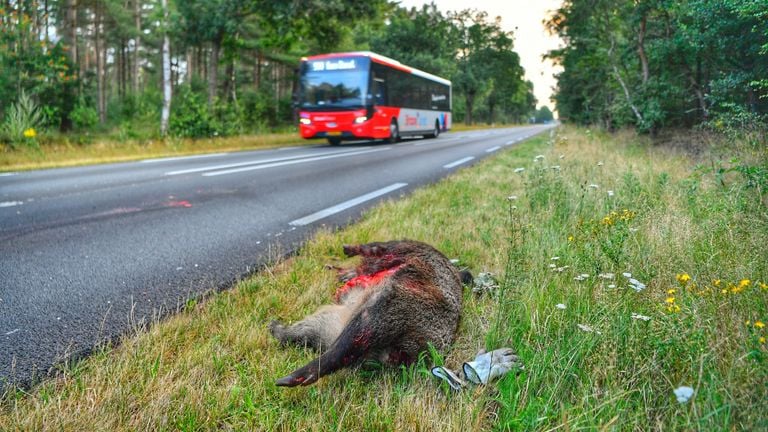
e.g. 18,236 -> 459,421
430,366 -> 466,391
462,348 -> 520,384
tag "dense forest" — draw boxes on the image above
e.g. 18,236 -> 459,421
547,0 -> 768,134
0,0 -> 538,149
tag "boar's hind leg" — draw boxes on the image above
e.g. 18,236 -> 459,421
275,292 -> 402,387
269,305 -> 345,351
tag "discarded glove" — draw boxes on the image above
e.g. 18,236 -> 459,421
463,347 -> 521,385
430,365 -> 466,391
430,347 -> 522,390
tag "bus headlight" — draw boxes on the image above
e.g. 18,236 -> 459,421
300,118 -> 312,125
354,116 -> 368,124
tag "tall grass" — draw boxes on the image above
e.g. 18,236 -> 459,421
1,126 -> 765,431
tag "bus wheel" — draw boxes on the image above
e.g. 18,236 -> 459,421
388,120 -> 400,144
327,137 -> 342,146
426,121 -> 440,139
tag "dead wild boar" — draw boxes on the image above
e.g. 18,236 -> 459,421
269,240 -> 468,387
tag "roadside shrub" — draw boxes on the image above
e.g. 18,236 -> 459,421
169,86 -> 217,138
1,91 -> 44,150
70,98 -> 99,131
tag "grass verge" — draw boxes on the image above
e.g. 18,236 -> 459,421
1,126 -> 765,430
0,123 -> 502,172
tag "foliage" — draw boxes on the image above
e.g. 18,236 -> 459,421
534,106 -> 554,123
1,92 -> 44,150
547,0 -> 768,133
70,98 -> 99,131
169,86 -> 219,138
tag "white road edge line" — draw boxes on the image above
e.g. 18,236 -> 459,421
485,146 -> 501,153
0,172 -> 18,177
443,156 -> 475,169
165,147 -> 366,176
203,147 -> 390,177
0,201 -> 24,208
141,152 -> 229,164
289,182 -> 408,226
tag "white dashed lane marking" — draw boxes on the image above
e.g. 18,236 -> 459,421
289,183 -> 408,226
443,156 -> 475,169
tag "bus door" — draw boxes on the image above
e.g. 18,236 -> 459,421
372,77 -> 387,106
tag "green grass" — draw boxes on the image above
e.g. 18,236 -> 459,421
1,126 -> 766,430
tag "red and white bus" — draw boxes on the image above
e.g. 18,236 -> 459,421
297,51 -> 451,145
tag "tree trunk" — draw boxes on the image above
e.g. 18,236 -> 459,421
160,0 -> 171,136
43,0 -> 50,42
186,49 -> 194,81
638,15 -> 649,85
682,63 -> 709,121
208,37 -> 221,107
133,0 -> 141,94
254,51 -> 263,89
465,92 -> 475,125
66,0 -> 78,67
95,1 -> 107,124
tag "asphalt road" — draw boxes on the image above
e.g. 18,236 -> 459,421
0,124 -> 555,391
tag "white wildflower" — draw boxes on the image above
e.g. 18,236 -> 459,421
555,303 -> 566,310
514,167 -> 525,173
673,386 -> 695,404
628,278 -> 647,292
551,165 -> 561,170
597,161 -> 604,166
589,184 -> 599,189
607,284 -> 617,289
534,155 -> 545,162
598,273 -> 615,280
622,272 -> 632,278
607,190 -> 615,197
577,324 -> 601,334
631,313 -> 651,321
551,256 -> 560,261
559,154 -> 565,159
549,263 -> 557,269
508,195 -> 518,201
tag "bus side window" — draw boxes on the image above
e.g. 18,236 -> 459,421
373,78 -> 387,106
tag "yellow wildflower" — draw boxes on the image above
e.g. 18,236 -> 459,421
738,279 -> 751,289
667,289 -> 676,295
665,297 -> 676,304
746,320 -> 751,326
760,337 -> 766,344
23,128 -> 36,138
760,282 -> 767,291
755,321 -> 765,329
568,235 -> 574,242
713,279 -> 721,287
667,304 -> 681,313
677,273 -> 691,284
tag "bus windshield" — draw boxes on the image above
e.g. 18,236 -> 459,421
298,57 -> 369,111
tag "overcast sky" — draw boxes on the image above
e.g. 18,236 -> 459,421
396,0 -> 563,111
